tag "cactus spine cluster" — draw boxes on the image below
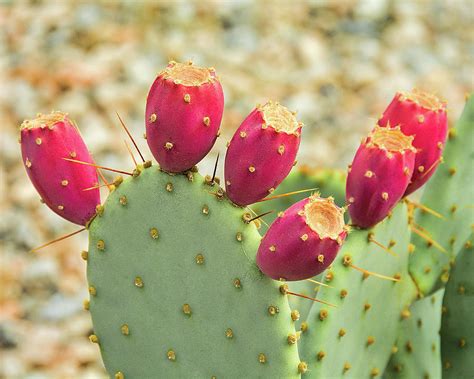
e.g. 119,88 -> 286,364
19,60 -> 473,378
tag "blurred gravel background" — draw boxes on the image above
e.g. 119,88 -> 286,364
0,0 -> 472,377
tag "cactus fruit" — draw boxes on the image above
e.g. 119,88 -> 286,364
440,234 -> 473,378
19,111 -> 100,225
408,93 -> 474,296
346,125 -> 416,228
299,203 -> 418,379
224,101 -> 302,206
378,89 -> 448,195
86,167 -> 302,378
145,61 -> 224,173
253,167 -> 346,326
256,195 -> 347,281
383,290 -> 443,379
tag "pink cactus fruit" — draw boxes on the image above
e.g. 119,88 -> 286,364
346,125 -> 416,229
378,89 -> 448,195
145,61 -> 224,173
20,112 -> 100,226
256,195 -> 347,281
224,101 -> 302,206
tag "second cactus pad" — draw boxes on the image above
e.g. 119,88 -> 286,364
383,290 -> 444,379
86,166 -> 301,378
441,234 -> 474,378
299,203 -> 418,378
409,95 -> 474,296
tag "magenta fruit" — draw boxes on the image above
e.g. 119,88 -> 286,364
346,125 -> 416,229
378,89 -> 448,195
224,101 -> 302,206
256,194 -> 347,281
20,112 -> 100,225
145,61 -> 224,173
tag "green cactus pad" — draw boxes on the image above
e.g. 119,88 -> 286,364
409,94 -> 474,295
86,167 -> 302,378
441,235 -> 474,378
299,203 -> 418,378
383,290 -> 443,379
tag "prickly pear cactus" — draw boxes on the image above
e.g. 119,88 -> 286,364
299,203 -> 418,378
440,235 -> 474,378
409,94 -> 474,296
86,166 -> 303,378
383,290 -> 443,379
20,58 -> 473,379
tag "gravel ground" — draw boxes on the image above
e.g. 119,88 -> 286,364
0,1 -> 472,377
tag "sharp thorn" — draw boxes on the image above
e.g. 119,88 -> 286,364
350,264 -> 400,282
97,169 -> 112,192
257,188 -> 319,202
408,200 -> 446,220
211,153 -> 220,184
410,226 -> 448,254
63,158 -> 133,176
368,236 -> 398,257
286,290 -> 337,308
124,139 -> 138,167
305,278 -> 334,288
116,112 -> 145,162
420,156 -> 443,179
246,210 -> 274,223
246,206 -> 270,228
411,221 -> 433,238
83,183 -> 110,191
30,227 -> 86,253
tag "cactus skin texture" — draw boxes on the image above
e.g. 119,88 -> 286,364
256,195 -> 347,281
20,111 -> 100,225
441,235 -> 473,379
346,126 -> 416,228
300,203 -> 418,379
86,167 -> 303,378
224,101 -> 302,206
383,290 -> 443,379
408,94 -> 474,296
145,61 -> 224,173
378,89 -> 448,196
